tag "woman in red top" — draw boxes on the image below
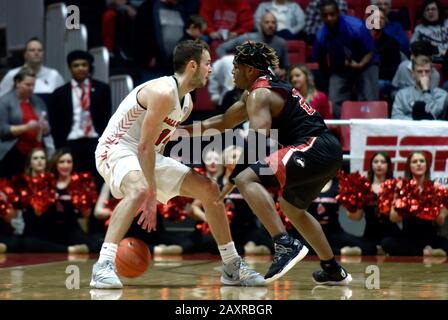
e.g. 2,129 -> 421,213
288,63 -> 333,119
0,67 -> 52,177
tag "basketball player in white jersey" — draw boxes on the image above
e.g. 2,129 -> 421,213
90,40 -> 265,289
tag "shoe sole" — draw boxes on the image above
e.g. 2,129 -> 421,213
265,245 -> 309,284
312,273 -> 353,286
220,276 -> 266,287
90,280 -> 123,289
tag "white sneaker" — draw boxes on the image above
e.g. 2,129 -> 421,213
244,242 -> 271,255
90,260 -> 123,289
340,246 -> 362,256
154,244 -> 183,255
221,257 -> 266,286
90,289 -> 123,300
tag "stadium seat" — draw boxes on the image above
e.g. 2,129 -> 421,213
340,101 -> 389,151
109,74 -> 134,113
0,0 -> 44,51
194,86 -> 215,111
433,63 -> 445,87
89,46 -> 109,83
287,40 -> 306,65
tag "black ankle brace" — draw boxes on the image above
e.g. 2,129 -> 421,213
320,257 -> 340,274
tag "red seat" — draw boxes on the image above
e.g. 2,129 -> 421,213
346,0 -> 368,19
433,63 -> 445,87
194,86 -> 215,111
287,40 -> 306,65
247,0 -> 263,12
306,62 -> 319,70
391,0 -> 416,30
340,101 -> 389,151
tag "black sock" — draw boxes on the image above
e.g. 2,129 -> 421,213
320,257 -> 341,273
273,232 -> 292,245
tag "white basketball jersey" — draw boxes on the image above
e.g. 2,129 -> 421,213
97,76 -> 190,161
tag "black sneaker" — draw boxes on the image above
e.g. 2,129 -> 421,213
264,239 -> 309,283
312,266 -> 352,286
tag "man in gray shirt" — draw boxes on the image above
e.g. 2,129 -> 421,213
215,11 -> 288,78
392,55 -> 448,120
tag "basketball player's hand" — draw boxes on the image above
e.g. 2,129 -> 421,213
214,182 -> 235,204
137,189 -> 157,232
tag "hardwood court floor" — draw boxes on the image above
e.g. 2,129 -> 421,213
0,254 -> 447,300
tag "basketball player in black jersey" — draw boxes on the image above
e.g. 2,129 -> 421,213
182,41 -> 352,285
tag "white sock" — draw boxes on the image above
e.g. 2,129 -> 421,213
218,241 -> 239,264
98,242 -> 118,263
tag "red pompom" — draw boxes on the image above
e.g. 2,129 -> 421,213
67,172 -> 98,212
25,173 -> 57,214
158,196 -> 193,222
378,178 -> 398,215
389,179 -> 447,221
336,171 -> 375,213
0,178 -> 16,217
417,182 -> 448,221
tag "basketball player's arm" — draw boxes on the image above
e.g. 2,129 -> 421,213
179,91 -> 249,136
217,89 -> 273,201
246,88 -> 272,133
138,86 -> 174,231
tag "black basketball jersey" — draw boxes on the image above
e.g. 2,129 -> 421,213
250,75 -> 328,146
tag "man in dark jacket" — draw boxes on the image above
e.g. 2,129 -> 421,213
48,50 -> 111,175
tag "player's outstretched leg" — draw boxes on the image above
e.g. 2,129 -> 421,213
91,171 -> 148,289
234,170 -> 308,284
180,170 -> 265,286
280,197 -> 352,286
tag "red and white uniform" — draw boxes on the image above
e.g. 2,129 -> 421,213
95,76 -> 191,202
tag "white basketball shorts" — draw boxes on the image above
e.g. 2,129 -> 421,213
95,144 -> 190,204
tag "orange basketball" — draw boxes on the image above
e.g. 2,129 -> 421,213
116,237 -> 151,278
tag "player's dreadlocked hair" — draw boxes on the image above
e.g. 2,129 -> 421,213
234,41 -> 279,75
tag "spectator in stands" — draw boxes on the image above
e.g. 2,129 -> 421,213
208,55 -> 235,107
370,0 -> 410,56
48,50 -> 111,178
21,148 -> 99,253
216,11 -> 289,78
304,0 -> 347,43
392,55 -> 448,120
370,8 -> 402,100
392,40 -> 440,92
134,0 -> 188,77
200,0 -> 253,42
288,64 -> 332,119
343,152 -> 400,255
0,67 -> 53,177
381,151 -> 448,256
313,0 -> 379,119
102,0 -> 144,64
0,38 -> 64,98
254,0 -> 306,40
411,0 -> 448,63
178,14 -> 207,43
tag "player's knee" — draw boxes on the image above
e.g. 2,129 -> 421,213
200,179 -> 220,203
234,174 -> 245,189
126,184 -> 148,204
